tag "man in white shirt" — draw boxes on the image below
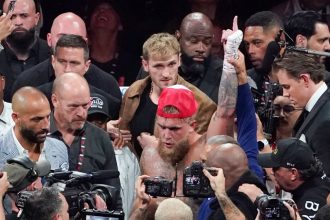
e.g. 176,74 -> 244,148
273,51 -> 330,175
0,72 -> 14,138
0,86 -> 68,171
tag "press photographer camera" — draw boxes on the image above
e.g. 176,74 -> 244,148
42,170 -> 124,219
255,194 -> 292,220
144,161 -> 217,198
183,161 -> 217,198
252,82 -> 283,142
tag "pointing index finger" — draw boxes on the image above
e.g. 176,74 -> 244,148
232,16 -> 238,31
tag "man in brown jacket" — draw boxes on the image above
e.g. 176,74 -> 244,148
119,33 -> 216,157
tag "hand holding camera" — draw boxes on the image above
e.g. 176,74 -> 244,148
0,172 -> 9,198
135,175 -> 152,210
203,167 -> 226,198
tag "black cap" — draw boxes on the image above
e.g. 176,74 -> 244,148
88,93 -> 110,119
258,138 -> 316,170
4,155 -> 51,192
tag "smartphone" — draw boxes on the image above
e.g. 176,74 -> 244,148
8,0 -> 16,13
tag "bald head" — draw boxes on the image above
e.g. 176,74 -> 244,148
52,72 -> 89,98
12,87 -> 49,114
206,143 -> 248,189
52,73 -> 90,132
180,12 -> 213,35
11,87 -> 51,145
47,12 -> 87,50
177,12 -> 214,63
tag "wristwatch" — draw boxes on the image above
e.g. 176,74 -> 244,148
257,139 -> 269,151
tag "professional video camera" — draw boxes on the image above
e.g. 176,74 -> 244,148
252,82 -> 282,142
255,194 -> 291,220
43,170 -> 124,219
144,161 -> 217,198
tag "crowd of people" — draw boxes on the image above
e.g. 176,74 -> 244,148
1,0 -> 330,220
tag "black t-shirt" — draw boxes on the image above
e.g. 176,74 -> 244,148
292,175 -> 330,219
130,84 -> 157,157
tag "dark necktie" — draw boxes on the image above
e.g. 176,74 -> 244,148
293,109 -> 309,135
302,109 -> 309,120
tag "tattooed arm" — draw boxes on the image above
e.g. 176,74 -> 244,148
204,168 -> 246,220
207,16 -> 243,138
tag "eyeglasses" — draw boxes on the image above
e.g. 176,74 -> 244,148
273,104 -> 303,114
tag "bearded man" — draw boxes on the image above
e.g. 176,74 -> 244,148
0,86 -> 68,171
135,12 -> 223,103
0,0 -> 50,102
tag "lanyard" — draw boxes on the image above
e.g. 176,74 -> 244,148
76,132 -> 86,171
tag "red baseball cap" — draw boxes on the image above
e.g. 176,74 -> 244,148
157,85 -> 198,118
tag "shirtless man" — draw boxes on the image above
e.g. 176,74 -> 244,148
129,17 -> 251,219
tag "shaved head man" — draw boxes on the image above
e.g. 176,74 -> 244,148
199,141 -> 267,220
49,73 -> 122,211
174,12 -> 223,103
12,87 -> 50,152
52,72 -> 90,134
3,0 -> 40,55
47,12 -> 87,52
0,87 -> 68,170
206,143 -> 249,189
177,12 -> 214,65
1,0 -> 50,102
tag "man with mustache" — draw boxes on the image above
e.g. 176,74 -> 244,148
119,32 -> 216,158
0,86 -> 68,171
0,0 -> 50,102
273,95 -> 302,140
136,12 -> 223,103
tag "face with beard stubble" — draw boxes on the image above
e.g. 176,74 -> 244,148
14,97 -> 51,145
19,123 -> 49,143
158,138 -> 190,166
178,17 -> 213,79
156,116 -> 194,165
3,0 -> 40,54
180,52 -> 211,79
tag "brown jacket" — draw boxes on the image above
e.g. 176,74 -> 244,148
119,75 -> 217,135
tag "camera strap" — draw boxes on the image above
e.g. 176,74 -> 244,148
173,163 -> 178,197
76,133 -> 86,171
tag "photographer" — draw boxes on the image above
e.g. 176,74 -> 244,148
20,187 -> 69,220
203,167 -> 245,220
199,142 -> 267,220
243,138 -> 330,219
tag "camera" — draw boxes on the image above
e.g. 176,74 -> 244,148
256,194 -> 291,220
252,82 -> 283,141
43,170 -> 124,219
183,161 -> 217,198
144,176 -> 173,197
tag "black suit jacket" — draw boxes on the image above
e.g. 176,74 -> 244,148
12,58 -> 122,100
11,58 -> 122,118
294,88 -> 330,175
0,38 -> 50,102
